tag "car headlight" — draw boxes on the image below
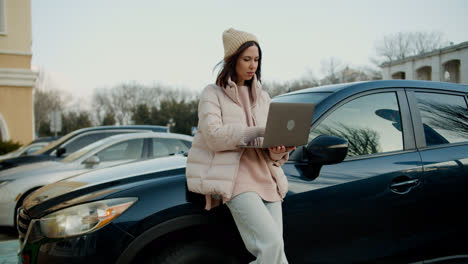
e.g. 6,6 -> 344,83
39,197 -> 137,238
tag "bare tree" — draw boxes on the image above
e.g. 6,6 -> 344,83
336,66 -> 383,83
91,81 -> 197,126
92,82 -> 156,125
263,75 -> 319,97
263,81 -> 289,97
413,31 -> 447,54
360,66 -> 383,80
418,100 -> 468,138
34,68 -> 68,133
314,124 -> 381,156
318,57 -> 382,85
320,57 -> 344,85
91,87 -> 113,125
375,31 -> 448,63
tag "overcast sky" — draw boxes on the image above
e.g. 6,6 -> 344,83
31,0 -> 468,107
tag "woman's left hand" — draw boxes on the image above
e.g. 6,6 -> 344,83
268,145 -> 296,154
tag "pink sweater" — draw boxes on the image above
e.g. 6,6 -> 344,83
223,85 -> 282,203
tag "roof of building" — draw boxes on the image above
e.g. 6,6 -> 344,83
381,41 -> 468,68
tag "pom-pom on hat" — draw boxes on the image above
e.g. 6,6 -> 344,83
222,28 -> 258,61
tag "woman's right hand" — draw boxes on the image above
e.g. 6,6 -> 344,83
268,145 -> 296,154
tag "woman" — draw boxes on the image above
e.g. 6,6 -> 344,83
186,28 -> 294,264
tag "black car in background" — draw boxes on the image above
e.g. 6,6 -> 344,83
0,125 -> 168,171
17,80 -> 468,264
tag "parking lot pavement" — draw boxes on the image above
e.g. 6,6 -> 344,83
0,228 -> 18,264
0,240 -> 18,264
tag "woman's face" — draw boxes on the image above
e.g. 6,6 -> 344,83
235,45 -> 259,86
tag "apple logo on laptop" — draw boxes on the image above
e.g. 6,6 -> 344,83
287,119 -> 295,131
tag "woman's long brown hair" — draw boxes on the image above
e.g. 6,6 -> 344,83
215,41 -> 262,88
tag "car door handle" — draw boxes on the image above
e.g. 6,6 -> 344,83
390,179 -> 419,188
390,178 -> 419,194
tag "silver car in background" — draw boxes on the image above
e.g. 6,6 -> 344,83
0,132 -> 192,227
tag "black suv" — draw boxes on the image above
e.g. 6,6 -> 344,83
18,81 -> 468,264
0,125 -> 168,171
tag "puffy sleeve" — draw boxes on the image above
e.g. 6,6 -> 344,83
198,85 -> 246,152
267,151 -> 290,167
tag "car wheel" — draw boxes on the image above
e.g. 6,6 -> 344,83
144,240 -> 242,264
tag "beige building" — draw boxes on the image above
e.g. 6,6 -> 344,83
381,41 -> 468,85
0,0 -> 36,144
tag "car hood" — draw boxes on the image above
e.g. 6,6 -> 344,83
0,161 -> 64,179
23,155 -> 187,215
0,154 -> 54,171
0,153 -> 14,160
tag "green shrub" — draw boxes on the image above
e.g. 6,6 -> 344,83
0,140 -> 22,155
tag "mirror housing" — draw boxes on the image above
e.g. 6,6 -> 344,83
306,135 -> 348,165
83,156 -> 100,168
56,147 -> 66,157
303,135 -> 348,180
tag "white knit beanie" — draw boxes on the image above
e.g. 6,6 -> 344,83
222,28 -> 258,61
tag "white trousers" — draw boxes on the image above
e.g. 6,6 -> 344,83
226,192 -> 288,264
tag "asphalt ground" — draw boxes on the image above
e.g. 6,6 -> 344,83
0,227 -> 19,264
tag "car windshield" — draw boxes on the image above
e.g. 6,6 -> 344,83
33,131 -> 78,155
8,142 -> 48,157
60,137 -> 113,163
272,92 -> 331,104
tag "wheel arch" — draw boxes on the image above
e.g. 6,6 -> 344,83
115,214 -> 212,264
14,186 -> 43,227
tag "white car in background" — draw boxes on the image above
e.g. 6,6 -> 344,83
0,142 -> 50,160
0,132 -> 192,227
0,136 -> 60,160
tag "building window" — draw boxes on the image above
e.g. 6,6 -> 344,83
0,0 -> 6,35
392,72 -> 406,79
443,60 -> 461,83
416,66 -> 432,81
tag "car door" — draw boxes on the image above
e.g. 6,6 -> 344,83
281,89 -> 426,264
406,90 -> 468,262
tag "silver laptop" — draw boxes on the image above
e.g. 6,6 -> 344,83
238,102 -> 315,148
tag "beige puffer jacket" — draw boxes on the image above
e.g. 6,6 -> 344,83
186,76 -> 289,209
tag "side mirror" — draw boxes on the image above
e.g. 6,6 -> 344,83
306,135 -> 348,165
56,147 -> 66,157
303,135 -> 348,180
83,156 -> 100,168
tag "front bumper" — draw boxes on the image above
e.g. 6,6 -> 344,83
18,215 -> 133,264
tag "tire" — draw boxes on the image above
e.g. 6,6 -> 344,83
144,240 -> 242,264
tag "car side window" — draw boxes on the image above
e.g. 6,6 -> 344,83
309,92 -> 404,157
62,131 -> 132,155
97,139 -> 144,162
63,133 -> 110,155
152,138 -> 189,157
414,92 -> 468,146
